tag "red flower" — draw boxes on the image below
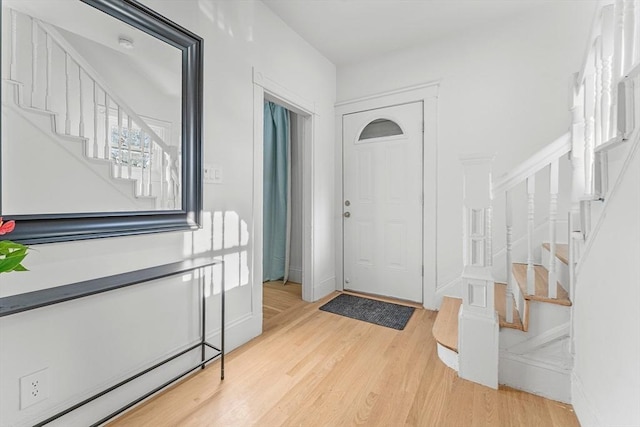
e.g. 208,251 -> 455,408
0,217 -> 16,235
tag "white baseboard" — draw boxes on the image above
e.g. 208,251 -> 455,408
571,372 -> 602,427
499,352 -> 571,403
287,267 -> 303,284
314,276 -> 336,301
206,311 -> 261,352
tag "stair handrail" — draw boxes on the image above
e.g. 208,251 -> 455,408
37,20 -> 175,157
492,132 -> 571,196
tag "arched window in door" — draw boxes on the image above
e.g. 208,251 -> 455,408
358,118 -> 403,141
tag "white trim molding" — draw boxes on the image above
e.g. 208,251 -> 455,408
335,82 -> 440,309
252,67 -> 317,304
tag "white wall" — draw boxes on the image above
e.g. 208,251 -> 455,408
336,2 -> 597,291
0,1 -> 335,425
571,140 -> 640,427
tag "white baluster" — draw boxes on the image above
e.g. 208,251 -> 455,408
611,0 -> 625,133
104,93 -> 110,159
160,152 -> 166,208
505,190 -> 514,323
93,81 -> 98,158
526,176 -> 536,295
64,53 -> 70,135
601,6 -> 614,141
147,143 -> 154,197
127,115 -> 133,179
78,66 -> 84,137
548,160 -> 559,299
117,106 -> 123,178
31,18 -> 38,107
623,0 -> 637,74
595,38 -> 603,147
10,10 -> 17,81
571,80 -> 587,200
584,73 -> 596,195
45,34 -> 52,110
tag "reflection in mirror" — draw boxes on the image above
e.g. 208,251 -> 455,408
2,0 -> 182,214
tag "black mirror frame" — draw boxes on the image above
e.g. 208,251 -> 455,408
0,0 -> 203,245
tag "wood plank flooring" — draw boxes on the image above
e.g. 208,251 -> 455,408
263,281 -> 303,331
109,291 -> 579,427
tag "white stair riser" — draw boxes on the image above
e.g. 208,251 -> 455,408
436,343 -> 459,372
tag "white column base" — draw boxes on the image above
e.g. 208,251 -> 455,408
458,307 -> 499,389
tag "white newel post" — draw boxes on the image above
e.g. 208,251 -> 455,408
458,154 -> 499,390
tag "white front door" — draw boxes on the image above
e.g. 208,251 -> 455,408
342,102 -> 423,302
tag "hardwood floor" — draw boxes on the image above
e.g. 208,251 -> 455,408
263,281 -> 303,331
109,291 -> 579,427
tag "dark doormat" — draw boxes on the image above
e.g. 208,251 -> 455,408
319,293 -> 415,330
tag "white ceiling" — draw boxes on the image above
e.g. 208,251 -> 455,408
262,0 -> 561,65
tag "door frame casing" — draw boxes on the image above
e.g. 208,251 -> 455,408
252,68 -> 316,311
335,82 -> 439,309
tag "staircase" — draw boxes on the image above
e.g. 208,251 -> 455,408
2,7 -> 180,211
432,0 -> 640,403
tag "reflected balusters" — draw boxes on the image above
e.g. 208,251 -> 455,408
147,143 -> 154,197
160,152 -> 166,208
78,66 -> 85,137
117,106 -> 123,178
104,93 -> 110,159
548,160 -> 559,299
10,9 -> 17,81
45,33 -> 52,110
127,116 -> 133,179
64,53 -> 71,135
31,18 -> 38,107
4,7 -> 180,209
140,129 -> 146,196
93,81 -> 99,158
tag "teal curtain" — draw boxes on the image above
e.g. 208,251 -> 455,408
263,102 -> 290,281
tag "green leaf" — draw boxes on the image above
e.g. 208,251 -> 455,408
12,264 -> 28,272
0,241 -> 27,256
0,254 -> 27,273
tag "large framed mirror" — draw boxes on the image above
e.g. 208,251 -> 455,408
0,0 -> 202,244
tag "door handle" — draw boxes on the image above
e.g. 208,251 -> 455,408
344,212 -> 351,218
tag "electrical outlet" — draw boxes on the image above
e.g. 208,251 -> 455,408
20,368 -> 49,409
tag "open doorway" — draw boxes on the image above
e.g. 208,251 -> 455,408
262,102 -> 304,324
252,68 -> 317,331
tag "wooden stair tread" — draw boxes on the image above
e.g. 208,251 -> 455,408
512,263 -> 571,306
433,296 -> 461,352
495,283 -> 524,331
542,243 -> 569,265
